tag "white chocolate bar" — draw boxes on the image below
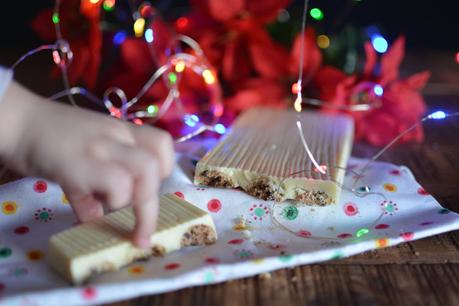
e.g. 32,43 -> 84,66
48,194 -> 217,285
195,108 -> 354,205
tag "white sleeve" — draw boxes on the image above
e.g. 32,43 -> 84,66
0,66 -> 14,102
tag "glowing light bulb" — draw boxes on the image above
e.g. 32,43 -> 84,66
371,35 -> 388,53
310,8 -> 324,21
133,118 -> 143,125
428,110 -> 447,120
184,114 -> 199,127
176,17 -> 189,30
144,28 -> 154,43
175,60 -> 186,73
356,228 -> 369,238
214,124 -> 226,134
317,35 -> 330,49
133,18 -> 146,38
291,82 -> 300,94
147,105 -> 158,114
314,165 -> 327,173
168,72 -> 177,84
90,0 -> 100,4
294,95 -> 302,112
373,84 -> 384,97
52,50 -> 61,65
103,0 -> 116,11
202,70 -> 215,84
52,12 -> 60,24
113,31 -> 126,45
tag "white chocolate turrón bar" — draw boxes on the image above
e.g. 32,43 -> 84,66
195,108 -> 354,205
48,194 -> 217,285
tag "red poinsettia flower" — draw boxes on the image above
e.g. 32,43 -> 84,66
224,78 -> 288,114
178,0 -> 291,85
32,0 -> 102,89
315,36 -> 430,146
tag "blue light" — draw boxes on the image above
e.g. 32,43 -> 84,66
371,35 -> 388,53
144,29 -> 154,43
214,124 -> 226,134
428,111 -> 447,120
184,114 -> 200,127
373,84 -> 384,97
113,31 -> 127,45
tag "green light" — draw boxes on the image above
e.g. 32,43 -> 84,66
168,72 -> 177,84
52,12 -> 60,24
310,8 -> 324,21
147,105 -> 158,114
356,228 -> 369,238
103,2 -> 115,11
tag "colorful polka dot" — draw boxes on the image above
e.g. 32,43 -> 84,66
438,208 -> 451,214
0,247 -> 12,258
81,287 -> 97,300
420,221 -> 433,226
282,205 -> 298,220
401,232 -> 414,241
203,271 -> 215,283
9,266 -> 28,277
375,223 -> 390,230
383,183 -> 397,192
27,250 -> 44,261
165,263 -> 181,270
297,230 -> 312,238
128,265 -> 145,275
34,208 -> 54,222
204,257 -> 220,264
174,191 -> 184,199
269,243 -> 286,251
357,186 -> 371,193
249,203 -> 270,221
14,226 -> 30,235
343,202 -> 359,216
33,180 -> 48,193
381,200 -> 398,216
233,249 -> 253,260
330,251 -> 344,260
417,187 -> 429,195
337,233 -> 352,239
278,254 -> 293,262
389,169 -> 401,176
62,193 -> 69,204
376,238 -> 389,248
2,201 -> 18,215
252,258 -> 265,264
228,238 -> 244,245
207,199 -> 222,213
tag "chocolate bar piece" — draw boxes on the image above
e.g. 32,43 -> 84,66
48,194 -> 217,285
195,108 -> 354,205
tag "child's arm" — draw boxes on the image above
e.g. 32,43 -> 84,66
0,80 -> 174,249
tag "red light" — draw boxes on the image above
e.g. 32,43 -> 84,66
176,17 -> 189,30
133,118 -> 143,125
291,82 -> 300,94
456,52 -> 459,64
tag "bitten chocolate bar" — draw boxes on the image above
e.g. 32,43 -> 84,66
194,108 -> 354,205
48,194 -> 217,285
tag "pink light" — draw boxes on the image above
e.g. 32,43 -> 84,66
52,50 -> 61,65
456,52 -> 459,64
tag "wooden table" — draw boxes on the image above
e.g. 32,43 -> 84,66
2,50 -> 459,306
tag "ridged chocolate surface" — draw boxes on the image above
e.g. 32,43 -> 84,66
199,108 -> 354,181
51,194 -> 209,257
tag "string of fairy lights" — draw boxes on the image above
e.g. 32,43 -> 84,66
7,0 -> 459,241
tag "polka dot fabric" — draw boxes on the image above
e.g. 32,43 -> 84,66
0,150 -> 458,306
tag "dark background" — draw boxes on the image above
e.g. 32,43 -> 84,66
0,0 -> 458,50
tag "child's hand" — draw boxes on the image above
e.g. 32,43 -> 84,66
0,82 -> 174,248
